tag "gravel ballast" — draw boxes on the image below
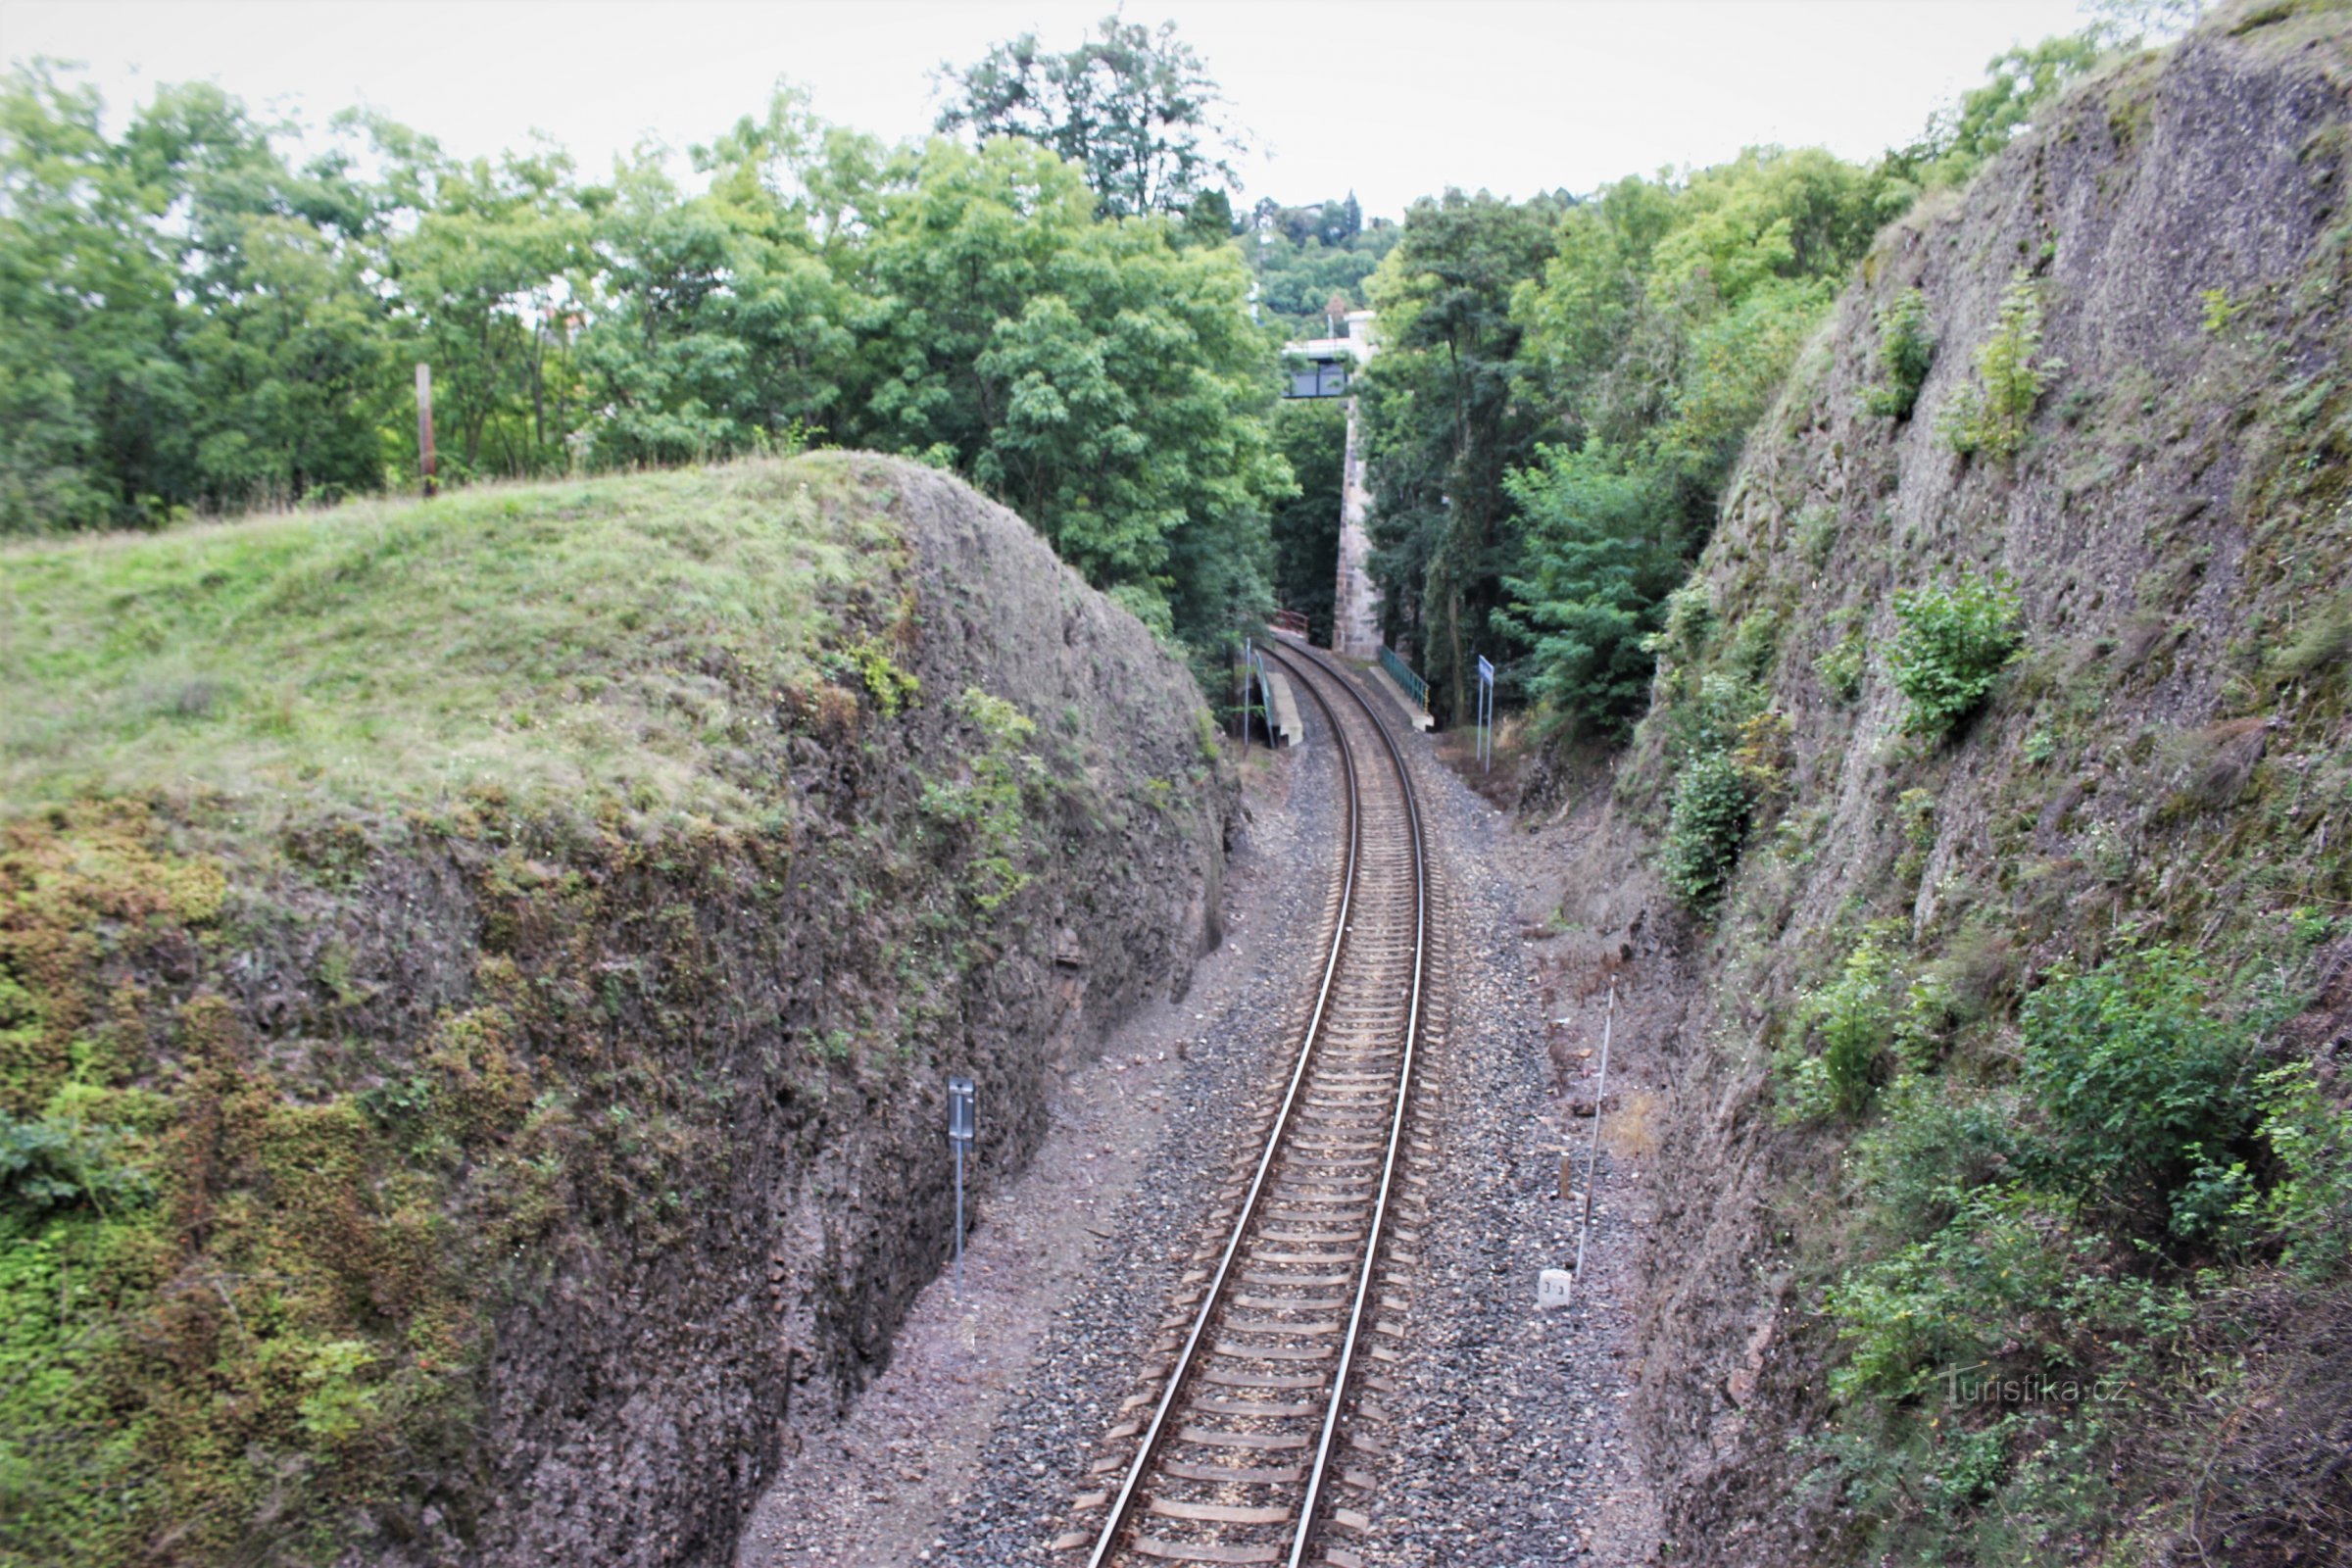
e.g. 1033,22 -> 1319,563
736,666 -> 1662,1566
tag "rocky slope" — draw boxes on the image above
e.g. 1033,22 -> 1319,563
0,454 -> 1228,1565
1537,6 -> 2352,1563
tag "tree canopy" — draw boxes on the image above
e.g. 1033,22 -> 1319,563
931,14 -> 1246,220
0,67 -> 1291,672
2,10 -> 2167,718
1348,13 -> 2153,735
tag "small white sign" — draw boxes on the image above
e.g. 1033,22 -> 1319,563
1537,1267 -> 1575,1308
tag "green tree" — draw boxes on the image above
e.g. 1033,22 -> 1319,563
1496,148 -> 1896,734
1884,30 -> 2112,194
1497,444 -> 1680,733
856,136 -> 1288,657
0,63 -> 194,530
0,72 -> 392,524
133,81 -> 393,507
933,14 -> 1245,220
361,118 -> 592,480
572,121 -> 858,469
1356,187 -> 1563,721
1244,194 -> 1395,336
1267,398 -> 1347,645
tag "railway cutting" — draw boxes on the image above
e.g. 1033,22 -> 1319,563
1053,640 -> 1441,1568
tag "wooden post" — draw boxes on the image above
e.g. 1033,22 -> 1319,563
415,363 -> 437,498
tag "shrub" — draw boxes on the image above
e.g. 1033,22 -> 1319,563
1829,1182 -> 2197,1404
1776,933 -> 1899,1121
1828,1186 -> 2081,1400
2019,946 -> 2258,1237
920,687 -> 1043,913
1649,579 -> 1717,666
1889,571 -> 2024,736
1860,288 -> 1935,419
846,637 -> 920,717
1816,629 -> 1866,703
2246,1063 -> 2352,1278
1659,749 -> 1753,913
1794,504 -> 1840,565
1850,1075 -> 2026,1241
1938,269 -> 2062,460
0,1114 -> 149,1213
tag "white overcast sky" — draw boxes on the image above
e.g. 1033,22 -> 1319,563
2,0 -> 2093,215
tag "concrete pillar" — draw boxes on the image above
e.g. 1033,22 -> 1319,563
1333,396 -> 1383,660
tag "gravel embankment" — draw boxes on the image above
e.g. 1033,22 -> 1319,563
737,671 -> 1662,1566
1365,703 -> 1660,1567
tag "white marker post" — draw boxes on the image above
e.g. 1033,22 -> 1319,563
1476,654 -> 1495,773
1537,1267 -> 1574,1309
1571,978 -> 1617,1295
947,1076 -> 975,1298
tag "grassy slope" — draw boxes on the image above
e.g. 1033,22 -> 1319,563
0,455 -> 910,1564
1,454 -> 901,827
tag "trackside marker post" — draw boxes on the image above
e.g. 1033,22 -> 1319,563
948,1076 -> 975,1298
1570,977 -> 1616,1298
416,363 -> 437,499
1476,654 -> 1494,772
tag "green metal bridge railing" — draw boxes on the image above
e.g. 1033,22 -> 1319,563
1378,644 -> 1429,710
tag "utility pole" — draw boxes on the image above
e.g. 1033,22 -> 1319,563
416,363 -> 437,499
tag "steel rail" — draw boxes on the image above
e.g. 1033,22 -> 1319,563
1083,634 -> 1430,1568
1082,637 -> 1368,1568
1270,638 -> 1429,1568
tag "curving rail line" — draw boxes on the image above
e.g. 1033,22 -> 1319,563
1070,637 -> 1430,1568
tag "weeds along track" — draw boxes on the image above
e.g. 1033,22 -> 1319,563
1058,639 -> 1431,1568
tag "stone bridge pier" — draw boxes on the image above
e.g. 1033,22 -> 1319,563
1282,309 -> 1383,660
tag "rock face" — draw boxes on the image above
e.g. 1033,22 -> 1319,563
464,459 -> 1230,1564
1544,10 -> 2352,1563
0,455 -> 1227,1565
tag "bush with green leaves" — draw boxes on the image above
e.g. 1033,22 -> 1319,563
1889,571 -> 2025,736
1937,269 -> 2063,460
1849,1075 -> 2026,1242
1829,1183 -> 2196,1402
1660,749 -> 1754,913
0,1115 -> 149,1213
1815,627 -> 1866,703
919,687 -> 1044,913
2244,1063 -> 2352,1277
1657,672 -> 1786,913
1828,1185 -> 2083,1399
1776,934 -> 1900,1121
2019,945 -> 2258,1237
1860,288 -> 1935,419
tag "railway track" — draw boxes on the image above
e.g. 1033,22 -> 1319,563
1057,638 -> 1432,1568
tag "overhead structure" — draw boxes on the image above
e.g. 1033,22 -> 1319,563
1281,311 -> 1383,661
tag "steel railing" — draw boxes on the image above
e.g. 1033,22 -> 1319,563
1378,643 -> 1429,710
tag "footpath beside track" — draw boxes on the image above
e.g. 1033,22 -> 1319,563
1056,641 -> 1437,1568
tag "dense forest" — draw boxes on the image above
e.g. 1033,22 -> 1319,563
1351,24 -> 2129,725
0,9 -> 2159,710
0,18 -> 1289,679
